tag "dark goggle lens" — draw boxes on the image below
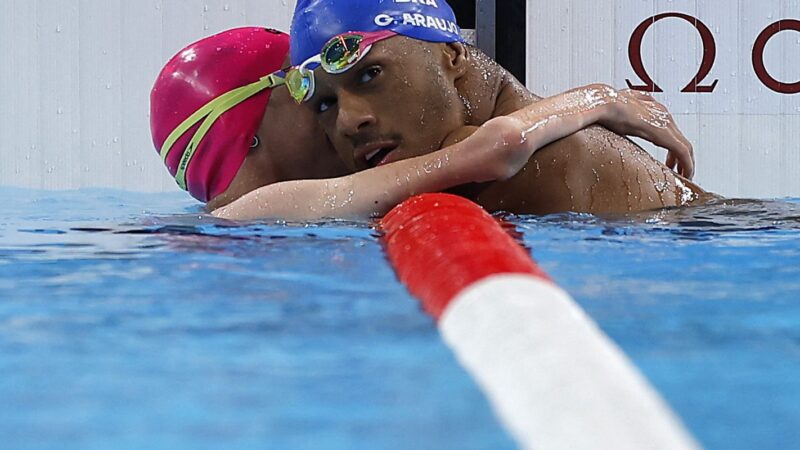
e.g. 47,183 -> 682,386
322,35 -> 363,72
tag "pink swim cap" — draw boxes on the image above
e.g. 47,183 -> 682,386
150,27 -> 290,202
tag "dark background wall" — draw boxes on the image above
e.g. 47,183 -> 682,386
449,0 -> 527,83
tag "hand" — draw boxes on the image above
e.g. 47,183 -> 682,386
599,88 -> 695,179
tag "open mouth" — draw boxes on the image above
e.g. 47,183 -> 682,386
365,145 -> 398,168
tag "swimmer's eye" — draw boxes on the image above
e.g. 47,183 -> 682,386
358,66 -> 382,84
318,97 -> 336,114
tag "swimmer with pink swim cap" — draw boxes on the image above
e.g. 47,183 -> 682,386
149,23 -> 709,220
150,27 -> 347,210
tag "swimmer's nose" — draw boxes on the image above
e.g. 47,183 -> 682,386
336,91 -> 377,139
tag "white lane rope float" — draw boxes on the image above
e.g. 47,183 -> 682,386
380,193 -> 700,450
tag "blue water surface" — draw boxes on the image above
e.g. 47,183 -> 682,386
514,198 -> 800,450
1,188 -> 799,450
0,188 -> 513,450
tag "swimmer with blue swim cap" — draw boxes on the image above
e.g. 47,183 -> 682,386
288,0 -> 711,214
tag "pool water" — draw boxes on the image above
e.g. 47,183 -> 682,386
514,198 -> 800,450
1,188 -> 799,449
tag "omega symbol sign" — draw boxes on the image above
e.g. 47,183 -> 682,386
626,13 -> 799,95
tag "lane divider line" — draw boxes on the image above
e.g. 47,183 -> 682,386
381,193 -> 699,450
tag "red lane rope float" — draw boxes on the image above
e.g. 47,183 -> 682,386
380,193 -> 699,450
382,193 -> 550,319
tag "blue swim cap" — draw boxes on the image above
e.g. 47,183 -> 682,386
290,0 -> 465,66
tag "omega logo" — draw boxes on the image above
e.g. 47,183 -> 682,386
626,13 -> 799,95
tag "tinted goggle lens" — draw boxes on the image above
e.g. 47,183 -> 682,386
286,69 -> 314,103
321,35 -> 364,73
287,33 -> 386,103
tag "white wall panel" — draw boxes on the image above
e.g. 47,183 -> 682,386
79,0 -> 121,191
121,1 -> 168,192
780,115 -> 800,194
739,115 -> 783,197
526,2 -> 570,96
568,1 -> 615,88
1,1 -> 40,186
39,0 -> 81,190
0,0 -> 297,193
529,0 -> 800,198
695,115 -> 740,196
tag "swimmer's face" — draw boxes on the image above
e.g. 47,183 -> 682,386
209,82 -> 348,209
258,83 -> 348,180
307,37 -> 467,171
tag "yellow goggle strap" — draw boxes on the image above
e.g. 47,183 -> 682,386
159,73 -> 285,191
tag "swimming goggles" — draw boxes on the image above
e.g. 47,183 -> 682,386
286,30 -> 396,103
159,72 -> 285,191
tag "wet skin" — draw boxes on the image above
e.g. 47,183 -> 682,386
206,84 -> 348,211
310,37 -> 467,171
307,36 -> 709,215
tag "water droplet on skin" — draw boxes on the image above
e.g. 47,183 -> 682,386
674,178 -> 697,205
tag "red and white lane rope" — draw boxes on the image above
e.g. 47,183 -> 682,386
381,193 -> 699,450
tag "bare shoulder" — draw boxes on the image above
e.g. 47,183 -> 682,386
492,74 -> 540,117
563,125 -> 706,211
463,46 -> 538,120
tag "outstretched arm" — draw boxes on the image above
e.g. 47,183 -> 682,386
211,117 -> 524,221
213,84 -> 691,221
